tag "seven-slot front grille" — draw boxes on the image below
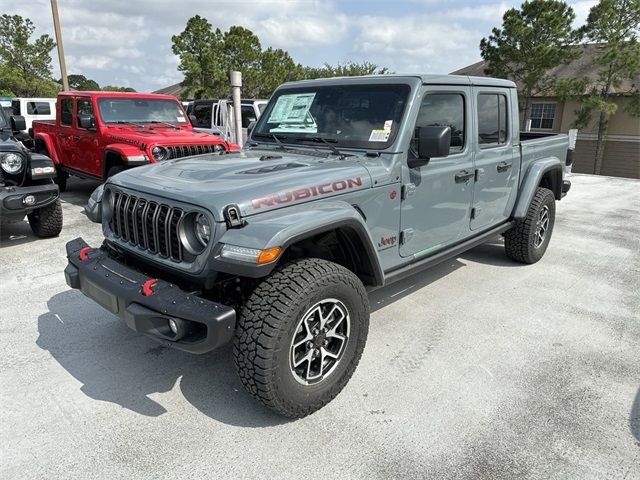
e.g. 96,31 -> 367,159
108,189 -> 184,262
166,144 -> 220,160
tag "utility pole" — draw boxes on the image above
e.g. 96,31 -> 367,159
50,0 -> 69,91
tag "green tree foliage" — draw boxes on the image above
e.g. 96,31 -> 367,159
303,61 -> 389,79
0,14 -> 57,96
101,85 -> 137,92
480,0 -> 581,128
572,0 -> 640,174
172,17 -> 389,99
66,74 -> 100,91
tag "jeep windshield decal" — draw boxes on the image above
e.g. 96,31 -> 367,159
98,98 -> 187,125
253,84 -> 410,150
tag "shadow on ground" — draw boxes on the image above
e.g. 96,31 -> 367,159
37,237 -> 516,425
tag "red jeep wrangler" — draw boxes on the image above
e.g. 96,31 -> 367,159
33,91 -> 237,191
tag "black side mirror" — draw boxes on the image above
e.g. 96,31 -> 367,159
247,120 -> 256,136
10,115 -> 26,132
77,113 -> 95,129
408,126 -> 451,168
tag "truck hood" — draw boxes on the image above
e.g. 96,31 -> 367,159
108,148 -> 372,219
104,126 -> 226,146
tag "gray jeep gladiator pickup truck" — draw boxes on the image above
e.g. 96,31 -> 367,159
64,74 -> 572,417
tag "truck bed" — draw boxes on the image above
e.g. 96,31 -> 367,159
520,132 -> 570,180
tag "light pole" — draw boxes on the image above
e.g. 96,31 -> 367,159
50,0 -> 69,91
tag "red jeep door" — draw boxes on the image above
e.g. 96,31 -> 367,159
56,97 -> 77,168
73,97 -> 102,177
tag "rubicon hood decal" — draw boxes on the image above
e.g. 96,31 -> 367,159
251,177 -> 363,209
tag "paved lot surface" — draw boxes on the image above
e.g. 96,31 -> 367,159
1,174 -> 639,479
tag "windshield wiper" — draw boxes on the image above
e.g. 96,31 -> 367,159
295,136 -> 347,159
252,132 -> 289,150
113,121 -> 146,128
148,121 -> 180,130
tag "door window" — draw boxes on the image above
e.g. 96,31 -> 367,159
241,105 -> 257,128
192,103 -> 212,128
477,93 -> 508,147
77,98 -> 93,115
412,93 -> 466,155
11,100 -> 20,115
60,98 -> 73,126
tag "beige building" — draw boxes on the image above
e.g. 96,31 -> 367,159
452,44 -> 640,179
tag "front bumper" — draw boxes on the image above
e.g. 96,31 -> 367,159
64,237 -> 236,354
562,180 -> 571,198
0,183 -> 59,215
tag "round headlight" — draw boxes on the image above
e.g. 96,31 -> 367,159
151,146 -> 168,161
1,153 -> 24,174
194,213 -> 211,246
213,144 -> 225,152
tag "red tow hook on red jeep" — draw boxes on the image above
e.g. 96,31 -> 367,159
141,278 -> 158,297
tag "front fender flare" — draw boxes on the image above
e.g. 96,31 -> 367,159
513,157 -> 563,219
211,201 -> 384,285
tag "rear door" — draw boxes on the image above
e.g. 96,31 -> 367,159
56,97 -> 76,168
400,86 -> 474,257
73,96 -> 102,177
470,88 -> 519,230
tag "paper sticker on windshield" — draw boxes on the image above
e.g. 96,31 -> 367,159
177,116 -> 186,123
268,93 -> 316,123
369,129 -> 390,142
384,120 -> 393,132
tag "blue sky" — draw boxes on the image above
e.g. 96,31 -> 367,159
2,0 -> 597,92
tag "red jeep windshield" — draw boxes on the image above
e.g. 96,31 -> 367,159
97,98 -> 188,125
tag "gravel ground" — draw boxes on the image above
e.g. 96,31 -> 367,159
1,173 -> 638,480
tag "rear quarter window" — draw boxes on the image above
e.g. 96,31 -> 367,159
26,102 -> 52,115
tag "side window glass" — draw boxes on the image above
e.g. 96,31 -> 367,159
193,104 -> 212,128
27,102 -> 52,115
414,93 -> 465,153
477,93 -> 508,147
60,98 -> 73,126
77,99 -> 93,116
241,105 -> 256,128
11,100 -> 20,115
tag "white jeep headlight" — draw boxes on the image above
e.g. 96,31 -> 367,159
1,153 -> 24,174
151,146 -> 168,161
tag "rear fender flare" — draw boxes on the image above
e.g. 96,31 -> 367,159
513,158 -> 563,219
33,133 -> 60,164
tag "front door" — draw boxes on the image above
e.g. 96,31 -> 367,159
400,87 -> 474,257
470,89 -> 519,230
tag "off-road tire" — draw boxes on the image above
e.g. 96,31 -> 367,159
27,199 -> 63,238
504,187 -> 555,264
233,258 -> 369,418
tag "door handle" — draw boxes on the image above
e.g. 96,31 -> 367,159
455,170 -> 474,183
58,132 -> 65,138
72,135 -> 81,141
497,161 -> 512,172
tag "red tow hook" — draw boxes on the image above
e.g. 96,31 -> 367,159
79,247 -> 92,261
141,278 -> 158,297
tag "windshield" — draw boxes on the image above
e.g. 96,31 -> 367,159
253,83 -> 411,149
97,97 -> 188,125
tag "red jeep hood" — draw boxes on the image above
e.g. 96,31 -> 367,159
104,125 -> 226,146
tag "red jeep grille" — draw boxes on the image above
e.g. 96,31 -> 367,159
166,144 -> 221,159
108,190 -> 184,262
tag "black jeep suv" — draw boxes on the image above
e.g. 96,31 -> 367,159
0,108 -> 62,238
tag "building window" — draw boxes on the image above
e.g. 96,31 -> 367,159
530,103 -> 555,130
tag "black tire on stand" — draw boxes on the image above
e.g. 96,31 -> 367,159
233,258 -> 370,418
504,187 -> 556,264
